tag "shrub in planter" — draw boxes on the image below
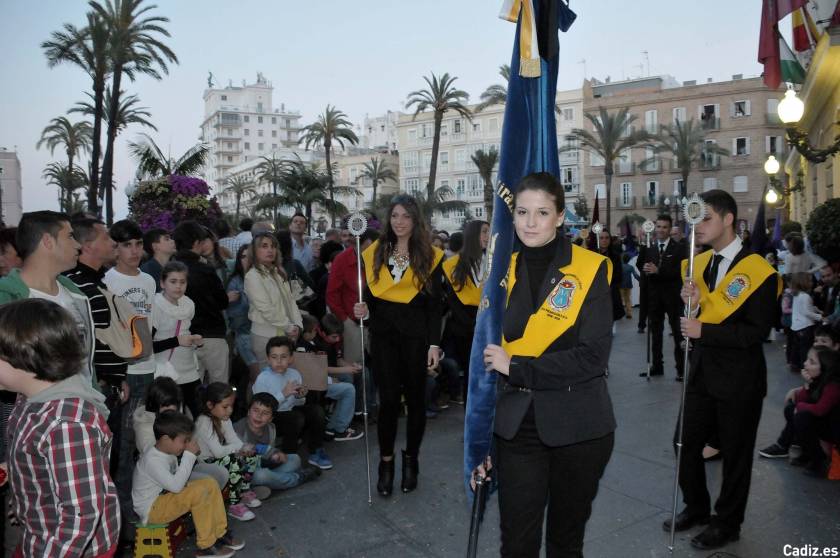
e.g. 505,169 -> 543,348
806,199 -> 840,263
128,175 -> 224,232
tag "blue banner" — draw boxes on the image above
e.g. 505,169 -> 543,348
463,0 -> 574,494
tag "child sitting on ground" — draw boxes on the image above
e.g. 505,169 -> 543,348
759,346 -> 840,477
195,382 -> 262,521
134,376 -> 228,489
132,410 -> 244,557
297,314 -> 363,442
233,392 -> 321,492
253,336 -> 333,469
0,299 -> 120,557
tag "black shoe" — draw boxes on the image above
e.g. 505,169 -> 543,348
401,450 -> 418,493
758,443 -> 789,458
662,510 -> 710,532
298,465 -> 321,484
377,458 -> 395,497
690,524 -> 739,550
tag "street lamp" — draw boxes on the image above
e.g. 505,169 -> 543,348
776,87 -> 840,163
763,154 -> 789,208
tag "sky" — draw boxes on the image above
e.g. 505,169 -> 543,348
0,0 -> 775,220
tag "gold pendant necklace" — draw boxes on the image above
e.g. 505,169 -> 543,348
392,246 -> 409,272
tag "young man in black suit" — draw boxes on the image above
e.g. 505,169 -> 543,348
637,214 -> 686,379
666,189 -> 781,551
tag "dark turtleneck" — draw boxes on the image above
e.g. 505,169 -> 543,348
521,235 -> 559,306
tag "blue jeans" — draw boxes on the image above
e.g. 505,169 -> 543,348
326,381 -> 355,433
251,453 -> 302,490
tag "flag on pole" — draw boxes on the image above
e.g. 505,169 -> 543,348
780,34 -> 807,83
792,6 -> 820,51
758,0 -> 808,89
464,0 -> 575,494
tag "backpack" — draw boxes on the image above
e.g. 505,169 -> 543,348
95,287 -> 153,362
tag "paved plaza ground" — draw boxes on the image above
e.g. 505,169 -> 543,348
224,317 -> 840,558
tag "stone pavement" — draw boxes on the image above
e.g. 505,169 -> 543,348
187,318 -> 840,557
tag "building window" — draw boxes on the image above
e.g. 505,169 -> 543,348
244,129 -> 250,136
422,152 -> 432,172
644,109 -> 657,133
408,129 -> 417,145
489,118 -> 499,133
285,118 -> 291,127
673,107 -> 686,123
221,95 -> 227,101
272,130 -> 277,138
563,108 -> 574,121
620,182 -> 633,207
766,135 -> 783,155
733,176 -> 748,193
456,179 -> 465,194
439,151 -> 449,170
473,121 -> 482,133
257,116 -> 264,124
440,123 -> 449,137
475,207 -> 484,218
258,129 -> 263,137
734,137 -> 750,156
646,181 -> 659,205
258,143 -> 264,151
421,123 -> 433,138
733,100 -> 751,118
271,117 -> 277,124
227,156 -> 233,162
455,149 -> 465,169
272,144 -> 277,149
403,151 -> 418,172
703,177 -> 718,191
454,120 -> 462,134
244,116 -> 250,123
404,178 -> 421,196
226,142 -> 232,149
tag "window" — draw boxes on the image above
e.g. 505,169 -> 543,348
258,129 -> 264,137
674,179 -> 684,197
468,174 -> 481,196
226,142 -> 232,149
350,167 -> 358,183
221,95 -> 227,101
767,99 -> 780,123
473,121 -> 482,134
489,118 -> 499,133
285,118 -> 291,128
646,181 -> 659,205
455,149 -> 466,169
421,123 -> 433,138
673,107 -> 686,123
244,129 -> 250,136
271,117 -> 277,124
620,182 -> 633,207
561,167 -> 576,185
439,151 -> 449,170
227,156 -> 233,162
454,120 -> 462,134
403,151 -> 419,172
733,176 -> 748,193
422,152 -> 432,171
703,177 -> 718,191
562,108 -> 574,121
244,142 -> 250,150
732,100 -> 751,118
258,143 -> 264,151
244,116 -> 250,123
408,129 -> 417,145
257,116 -> 264,124
733,137 -> 750,156
440,123 -> 449,137
475,207 -> 484,218
272,130 -> 277,138
766,135 -> 783,155
404,178 -> 421,195
644,109 -> 657,133
456,179 -> 465,194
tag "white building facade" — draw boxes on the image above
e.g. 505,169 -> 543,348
0,148 -> 23,226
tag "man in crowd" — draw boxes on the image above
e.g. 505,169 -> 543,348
290,213 -> 314,271
140,228 -> 176,291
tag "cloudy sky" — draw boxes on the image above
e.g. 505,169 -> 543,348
0,0 -> 775,219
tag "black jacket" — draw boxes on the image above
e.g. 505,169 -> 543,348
636,238 -> 686,289
174,250 -> 229,338
495,237 -> 616,447
689,246 -> 780,400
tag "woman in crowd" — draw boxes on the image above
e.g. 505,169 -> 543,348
227,244 -> 261,384
481,172 -> 616,556
353,194 -> 444,497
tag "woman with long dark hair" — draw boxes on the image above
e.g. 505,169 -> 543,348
442,219 -> 489,403
353,194 -> 444,496
481,172 -> 615,556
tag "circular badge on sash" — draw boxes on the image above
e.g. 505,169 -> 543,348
548,275 -> 579,312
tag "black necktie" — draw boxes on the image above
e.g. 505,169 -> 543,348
706,254 -> 724,290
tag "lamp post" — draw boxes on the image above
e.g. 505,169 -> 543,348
763,154 -> 790,209
777,88 -> 840,163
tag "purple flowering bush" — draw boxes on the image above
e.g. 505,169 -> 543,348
129,175 -> 223,232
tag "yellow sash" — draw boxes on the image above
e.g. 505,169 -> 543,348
361,241 -> 444,303
442,255 -> 481,307
502,244 -> 611,357
681,251 -> 782,325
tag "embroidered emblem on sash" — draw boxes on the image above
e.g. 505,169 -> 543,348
725,274 -> 750,301
548,275 -> 578,312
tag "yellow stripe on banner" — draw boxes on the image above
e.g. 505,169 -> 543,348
499,0 -> 520,22
519,0 -> 541,77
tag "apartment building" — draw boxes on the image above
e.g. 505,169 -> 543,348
0,148 -> 23,226
581,75 -> 786,234
332,151 -> 400,212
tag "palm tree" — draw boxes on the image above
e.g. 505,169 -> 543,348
475,64 -> 510,113
70,89 -> 156,135
42,11 -> 111,214
358,156 -> 397,207
128,133 -> 209,179
644,118 -> 730,211
42,162 -> 88,213
37,117 -> 93,211
565,106 -> 649,232
223,175 -> 258,223
90,0 -> 178,224
299,105 -> 359,224
406,72 -> 472,209
471,147 -> 499,221
256,154 -> 285,223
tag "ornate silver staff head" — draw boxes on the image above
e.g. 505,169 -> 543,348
591,222 -> 603,249
347,212 -> 368,237
682,193 -> 706,226
642,220 -> 655,234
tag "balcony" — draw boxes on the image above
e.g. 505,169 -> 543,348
639,158 -> 661,173
641,195 -> 659,208
563,182 -> 580,194
699,156 -> 721,170
766,113 -> 782,125
214,113 -> 241,128
615,196 -> 637,209
418,136 -> 433,146
700,116 -> 720,130
559,150 -> 579,165
615,162 -> 635,175
669,159 -> 683,171
402,167 -> 419,177
450,132 -> 465,142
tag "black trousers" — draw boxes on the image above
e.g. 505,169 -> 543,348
676,373 -> 763,531
273,403 -> 325,453
497,409 -> 614,558
648,287 -> 684,374
448,331 -> 473,401
778,402 -> 837,462
370,327 -> 427,457
637,277 -> 649,330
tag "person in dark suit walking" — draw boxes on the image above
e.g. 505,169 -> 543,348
637,214 -> 686,379
666,189 -> 781,551
482,173 -> 615,557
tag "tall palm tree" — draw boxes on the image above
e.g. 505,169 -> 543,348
358,156 -> 397,207
299,105 -> 359,225
475,64 -> 510,113
223,175 -> 258,223
37,117 -> 93,211
405,72 -> 472,208
256,154 -> 285,223
70,90 -> 157,135
42,11 -> 111,214
566,106 -> 649,232
128,133 -> 209,179
644,118 -> 730,208
471,147 -> 499,221
91,0 -> 178,224
42,162 -> 88,213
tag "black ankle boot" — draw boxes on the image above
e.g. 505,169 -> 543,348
401,450 -> 418,493
377,458 -> 395,496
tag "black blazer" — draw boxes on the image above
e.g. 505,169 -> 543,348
690,246 -> 780,400
495,238 -> 617,447
636,238 -> 686,289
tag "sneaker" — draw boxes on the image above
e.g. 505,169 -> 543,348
450,396 -> 465,406
324,429 -> 336,441
759,444 -> 789,459
240,491 -> 262,508
196,544 -> 235,558
308,448 -> 334,470
333,427 -> 364,442
227,503 -> 255,521
298,465 -> 322,484
251,485 -> 271,500
217,531 -> 245,551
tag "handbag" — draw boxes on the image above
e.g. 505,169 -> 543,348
94,287 -> 153,363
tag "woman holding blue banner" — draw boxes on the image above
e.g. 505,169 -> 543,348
482,172 -> 616,557
353,194 -> 444,497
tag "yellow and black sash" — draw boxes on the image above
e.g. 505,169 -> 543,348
442,255 -> 481,307
361,240 -> 444,303
502,244 -> 611,357
681,251 -> 782,325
